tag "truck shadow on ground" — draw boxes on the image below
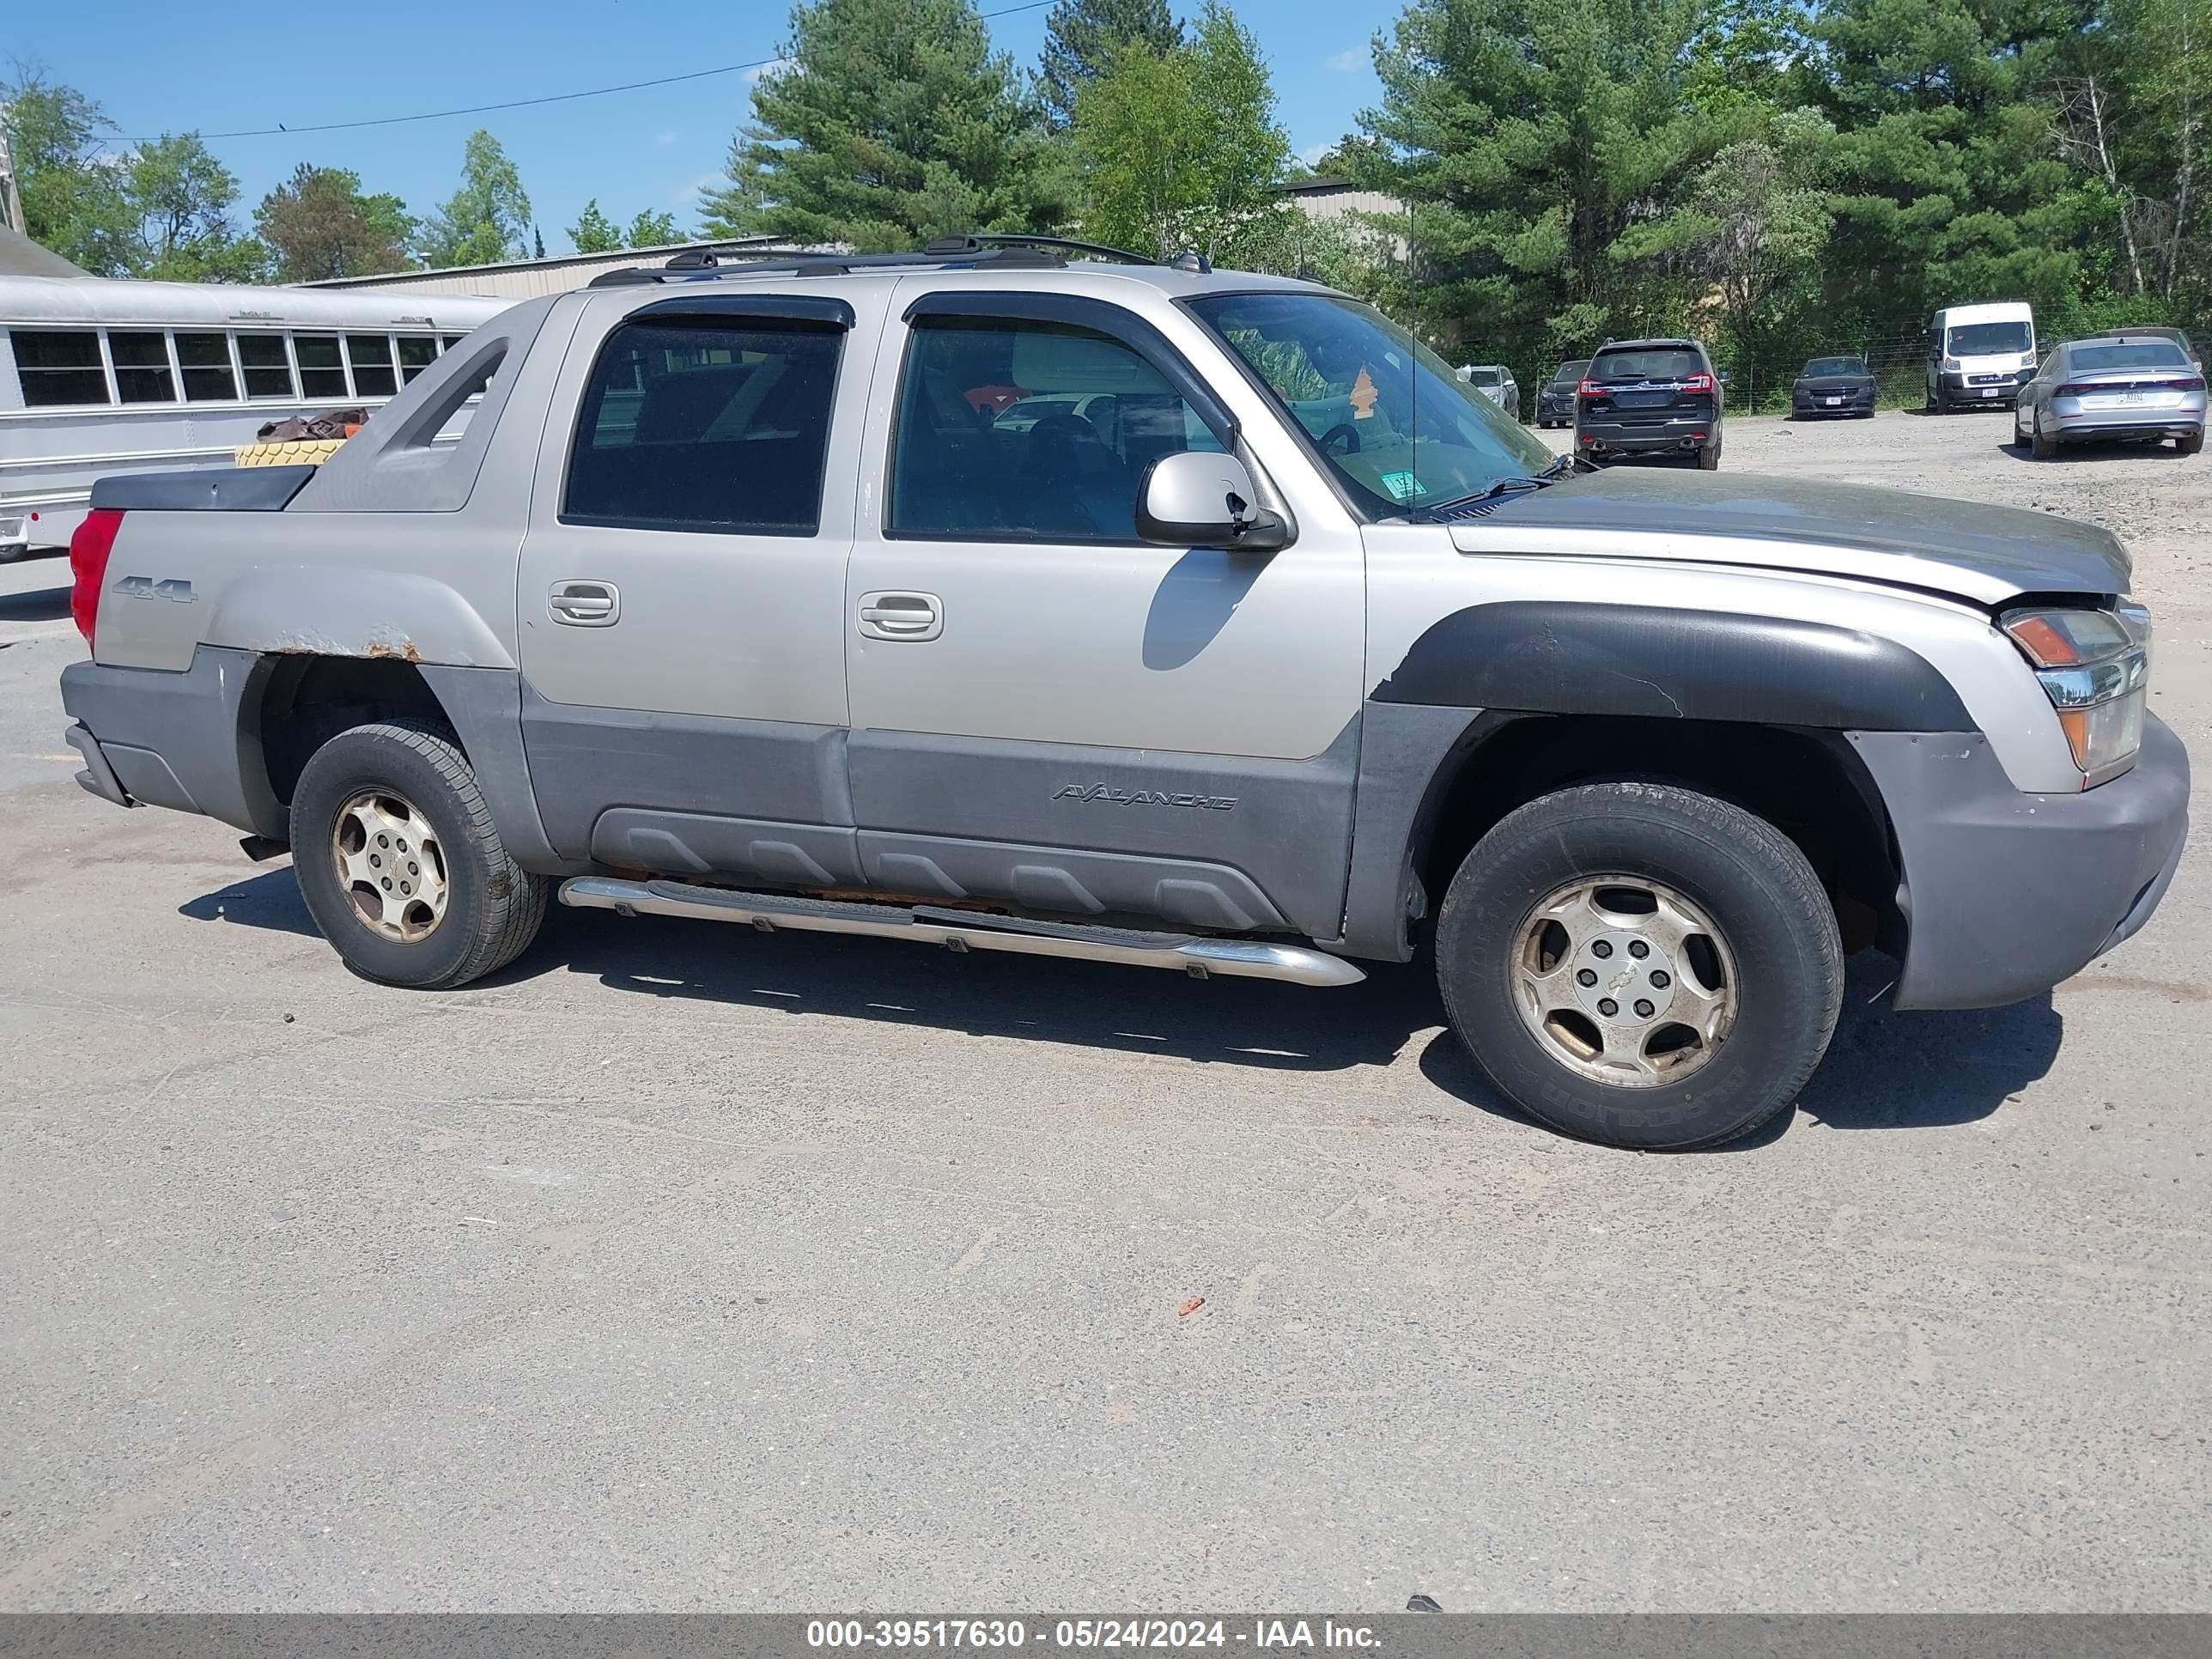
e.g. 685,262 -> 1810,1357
179,871 -> 2063,1147
0,583 -> 70,623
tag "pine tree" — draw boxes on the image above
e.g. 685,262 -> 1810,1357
1037,0 -> 1182,129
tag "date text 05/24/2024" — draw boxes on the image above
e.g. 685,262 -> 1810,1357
805,1620 -> 1382,1650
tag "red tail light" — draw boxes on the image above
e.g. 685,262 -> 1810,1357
1682,373 -> 1716,394
2172,376 -> 2207,392
69,508 -> 125,648
1577,380 -> 1602,397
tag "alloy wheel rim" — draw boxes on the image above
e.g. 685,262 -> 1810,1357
331,789 -> 448,944
1510,876 -> 1737,1088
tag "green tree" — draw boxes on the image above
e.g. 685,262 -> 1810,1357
1072,4 -> 1293,262
698,0 -> 1062,251
627,208 -> 683,246
1037,0 -> 1182,129
568,198 -> 621,252
123,133 -> 266,281
417,129 -> 532,266
256,163 -> 413,282
1358,0 -> 1717,361
1,66 -> 134,274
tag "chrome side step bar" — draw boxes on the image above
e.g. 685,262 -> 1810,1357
558,877 -> 1365,988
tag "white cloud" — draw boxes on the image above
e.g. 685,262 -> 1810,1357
654,129 -> 679,147
1325,47 -> 1366,74
675,172 -> 722,209
746,58 -> 793,82
1300,142 -> 1334,168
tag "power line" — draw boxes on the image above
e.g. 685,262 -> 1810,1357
123,0 -> 1057,143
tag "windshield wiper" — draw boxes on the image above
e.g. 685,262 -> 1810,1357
1418,453 -> 1583,516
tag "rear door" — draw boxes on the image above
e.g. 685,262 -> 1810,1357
515,290 -> 875,887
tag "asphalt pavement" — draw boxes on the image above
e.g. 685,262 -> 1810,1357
2,410 -> 2207,1611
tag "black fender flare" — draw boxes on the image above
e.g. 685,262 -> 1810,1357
1369,602 -> 1974,732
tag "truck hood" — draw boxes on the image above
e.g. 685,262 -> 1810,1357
1451,467 -> 2130,607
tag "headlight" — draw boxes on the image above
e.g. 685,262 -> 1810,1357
1942,357 -> 1961,371
2001,603 -> 2151,787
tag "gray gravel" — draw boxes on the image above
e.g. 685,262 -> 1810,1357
2,409 -> 2208,1612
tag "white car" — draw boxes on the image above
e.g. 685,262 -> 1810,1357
1455,363 -> 1520,420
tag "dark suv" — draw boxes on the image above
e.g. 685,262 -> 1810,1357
1535,360 -> 1589,428
1575,337 -> 1723,468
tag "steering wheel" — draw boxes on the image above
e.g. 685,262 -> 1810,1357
1318,422 -> 1363,455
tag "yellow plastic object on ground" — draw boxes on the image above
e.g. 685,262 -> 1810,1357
234,437 -> 348,467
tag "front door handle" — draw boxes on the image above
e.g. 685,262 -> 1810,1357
857,590 -> 943,642
550,580 -> 620,627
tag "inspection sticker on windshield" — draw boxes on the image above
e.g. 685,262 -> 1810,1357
1379,471 -> 1428,501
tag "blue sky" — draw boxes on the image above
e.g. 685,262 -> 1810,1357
14,0 -> 1391,258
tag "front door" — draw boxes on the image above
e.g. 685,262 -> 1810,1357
516,294 -> 870,887
840,288 -> 1366,939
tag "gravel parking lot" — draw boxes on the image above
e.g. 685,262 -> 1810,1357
2,408 -> 2207,1613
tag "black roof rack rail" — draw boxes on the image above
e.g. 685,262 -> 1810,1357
586,231 -> 1162,289
920,233 -> 1158,265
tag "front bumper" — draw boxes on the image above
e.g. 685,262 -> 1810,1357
1941,370 -> 2032,404
1793,388 -> 1875,416
1850,716 -> 2190,1009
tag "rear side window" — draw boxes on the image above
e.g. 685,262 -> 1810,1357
238,333 -> 295,398
12,330 -> 109,406
562,317 -> 842,535
890,319 -> 1221,544
398,336 -> 441,382
1590,348 -> 1702,381
176,333 -> 238,401
110,331 -> 175,403
295,333 -> 348,398
348,334 -> 398,397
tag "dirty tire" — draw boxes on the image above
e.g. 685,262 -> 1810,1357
1434,782 -> 1844,1151
291,720 -> 549,989
2179,428 -> 2204,456
2031,410 -> 2057,460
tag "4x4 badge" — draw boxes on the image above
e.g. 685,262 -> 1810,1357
1054,782 -> 1236,811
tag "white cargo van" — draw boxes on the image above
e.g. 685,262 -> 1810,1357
1926,301 -> 2037,412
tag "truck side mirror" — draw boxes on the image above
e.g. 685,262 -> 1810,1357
1137,452 -> 1288,552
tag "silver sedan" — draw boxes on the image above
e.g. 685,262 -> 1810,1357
2017,335 -> 2205,458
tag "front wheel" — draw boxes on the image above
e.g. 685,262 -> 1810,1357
1434,783 -> 1844,1150
290,720 -> 550,989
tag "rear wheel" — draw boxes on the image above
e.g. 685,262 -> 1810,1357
2030,409 -> 2058,460
1696,439 -> 1722,470
2179,428 -> 2204,456
1434,783 -> 1844,1150
290,720 -> 549,989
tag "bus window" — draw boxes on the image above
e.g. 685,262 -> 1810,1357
111,331 -> 176,404
12,330 -> 110,406
238,333 -> 294,398
295,334 -> 348,398
176,332 -> 238,402
441,335 -> 465,351
347,334 -> 398,397
398,336 -> 440,383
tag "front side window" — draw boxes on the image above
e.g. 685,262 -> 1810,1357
295,333 -> 348,398
238,333 -> 294,398
347,333 -> 398,397
563,317 -> 842,534
11,330 -> 109,406
1189,291 -> 1551,517
890,318 -> 1222,543
176,332 -> 238,401
110,331 -> 176,403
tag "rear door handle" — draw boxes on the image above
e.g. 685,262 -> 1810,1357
550,580 -> 619,626
857,590 -> 943,642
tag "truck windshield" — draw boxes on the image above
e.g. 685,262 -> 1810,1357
1948,320 -> 2033,356
1189,292 -> 1553,517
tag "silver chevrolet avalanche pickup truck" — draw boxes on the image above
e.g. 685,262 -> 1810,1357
58,237 -> 2189,1150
